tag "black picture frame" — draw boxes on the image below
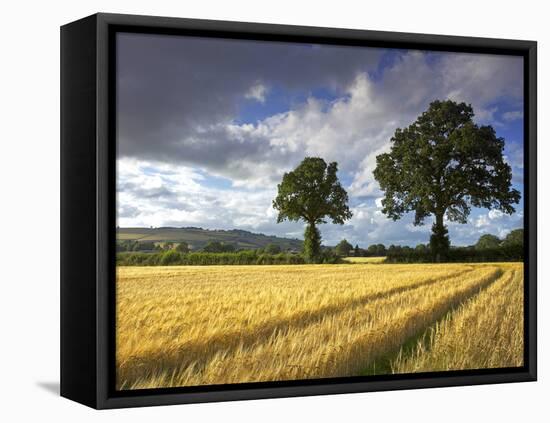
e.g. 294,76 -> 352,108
60,12 -> 537,409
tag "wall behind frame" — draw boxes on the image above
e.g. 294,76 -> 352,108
0,0 -> 547,422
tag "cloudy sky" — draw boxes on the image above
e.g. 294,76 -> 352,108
116,32 -> 524,247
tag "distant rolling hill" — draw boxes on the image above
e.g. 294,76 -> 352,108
116,227 -> 303,251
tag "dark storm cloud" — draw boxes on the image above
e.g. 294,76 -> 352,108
116,33 -> 381,170
117,181 -> 178,200
116,36 -> 525,246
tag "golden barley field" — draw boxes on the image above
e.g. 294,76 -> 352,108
342,256 -> 386,264
115,262 -> 523,390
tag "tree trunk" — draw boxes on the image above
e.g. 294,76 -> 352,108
430,211 -> 450,262
303,222 -> 322,263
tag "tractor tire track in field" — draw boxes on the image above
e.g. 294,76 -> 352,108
388,267 -> 522,374
170,266 -> 504,387
361,267 -> 515,376
117,267 -> 477,387
284,266 -> 505,381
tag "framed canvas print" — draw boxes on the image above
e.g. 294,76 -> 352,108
60,13 -> 537,409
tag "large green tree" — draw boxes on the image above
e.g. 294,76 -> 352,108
475,234 -> 501,250
367,244 -> 387,256
273,157 -> 352,263
335,239 -> 354,257
373,100 -> 520,261
502,228 -> 524,247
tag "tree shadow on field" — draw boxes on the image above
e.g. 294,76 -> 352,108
36,381 -> 60,396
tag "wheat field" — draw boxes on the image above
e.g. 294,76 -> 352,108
116,262 -> 523,390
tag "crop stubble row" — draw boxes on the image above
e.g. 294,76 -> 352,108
116,263 -> 521,389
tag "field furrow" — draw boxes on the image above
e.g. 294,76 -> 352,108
117,266 -> 476,386
118,264 -> 507,389
390,263 -> 523,373
116,265 -> 471,361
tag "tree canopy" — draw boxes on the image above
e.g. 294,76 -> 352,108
273,157 -> 352,263
335,239 -> 354,256
367,244 -> 387,256
374,100 -> 520,260
502,228 -> 524,247
203,241 -> 235,253
264,243 -> 282,255
475,234 -> 501,250
175,242 -> 190,253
